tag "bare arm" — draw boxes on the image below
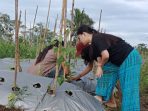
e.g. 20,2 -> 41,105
72,62 -> 93,80
79,62 -> 93,77
96,50 -> 109,78
98,50 -> 109,67
61,62 -> 69,75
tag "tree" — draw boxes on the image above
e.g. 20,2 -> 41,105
0,13 -> 14,41
68,8 -> 94,44
73,8 -> 94,31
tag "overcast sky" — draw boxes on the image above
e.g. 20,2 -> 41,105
0,0 -> 148,46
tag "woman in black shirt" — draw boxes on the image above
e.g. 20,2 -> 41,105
73,25 -> 142,111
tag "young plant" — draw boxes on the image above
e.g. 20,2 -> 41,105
7,86 -> 30,108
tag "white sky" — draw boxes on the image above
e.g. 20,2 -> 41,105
0,0 -> 148,46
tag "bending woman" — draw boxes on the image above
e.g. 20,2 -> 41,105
27,41 -> 69,78
73,25 -> 142,111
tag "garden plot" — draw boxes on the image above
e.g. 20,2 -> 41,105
0,58 -> 103,111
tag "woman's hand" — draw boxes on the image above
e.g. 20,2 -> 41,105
64,66 -> 69,75
71,74 -> 81,81
95,66 -> 103,78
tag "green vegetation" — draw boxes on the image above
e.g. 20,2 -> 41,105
140,60 -> 148,94
0,38 -> 36,59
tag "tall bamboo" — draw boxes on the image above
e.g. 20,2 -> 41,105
33,6 -> 38,30
23,10 -> 26,44
63,0 -> 67,48
32,5 -> 38,45
42,0 -> 51,50
98,9 -> 102,32
14,0 -> 19,88
70,0 -> 75,43
52,0 -> 67,96
53,14 -> 58,35
68,0 -> 75,63
60,0 -> 65,34
18,10 -> 22,72
63,0 -> 67,80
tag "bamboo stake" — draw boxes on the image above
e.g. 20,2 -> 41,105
60,0 -> 65,34
98,9 -> 102,32
32,5 -> 38,44
18,10 -> 22,72
29,22 -> 32,47
68,0 -> 75,63
14,0 -> 19,88
52,0 -> 66,96
23,10 -> 26,44
42,0 -> 51,50
33,6 -> 38,31
70,0 -> 75,43
53,14 -> 58,35
63,0 -> 67,48
63,0 -> 67,80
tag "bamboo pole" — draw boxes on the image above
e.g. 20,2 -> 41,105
42,0 -> 51,49
53,14 -> 58,35
33,6 -> 38,31
68,0 -> 75,63
32,5 -> 38,44
23,10 -> 26,44
29,22 -> 32,46
63,0 -> 67,48
70,0 -> 74,43
52,0 -> 67,96
63,0 -> 67,80
60,0 -> 65,34
98,9 -> 102,32
14,0 -> 19,88
18,10 -> 22,72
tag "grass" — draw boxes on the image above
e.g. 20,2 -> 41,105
0,39 -> 37,59
140,59 -> 148,94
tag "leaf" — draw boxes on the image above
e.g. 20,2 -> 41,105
57,56 -> 64,65
57,76 -> 64,86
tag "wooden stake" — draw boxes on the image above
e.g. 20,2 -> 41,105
23,10 -> 26,44
52,0 -> 67,96
64,0 -> 67,48
53,14 -> 58,35
60,0 -> 65,34
17,10 -> 22,72
68,0 -> 75,63
42,0 -> 51,49
32,5 -> 38,43
70,0 -> 75,42
98,9 -> 102,32
14,0 -> 19,88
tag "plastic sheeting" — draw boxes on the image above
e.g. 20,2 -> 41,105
0,58 -> 104,111
71,78 -> 97,95
36,82 -> 104,111
0,71 -> 52,110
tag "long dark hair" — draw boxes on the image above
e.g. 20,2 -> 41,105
77,25 -> 97,35
81,45 -> 94,65
35,40 -> 63,65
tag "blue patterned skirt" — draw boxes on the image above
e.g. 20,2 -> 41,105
95,49 -> 142,111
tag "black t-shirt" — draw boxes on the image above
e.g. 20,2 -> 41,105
91,33 -> 134,66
